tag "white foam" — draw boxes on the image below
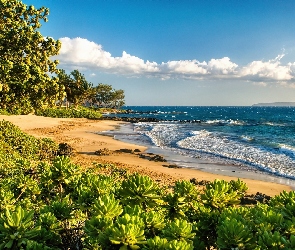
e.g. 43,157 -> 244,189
264,122 -> 285,127
177,132 -> 295,179
279,144 -> 295,157
205,119 -> 244,126
241,135 -> 254,141
134,122 -> 295,179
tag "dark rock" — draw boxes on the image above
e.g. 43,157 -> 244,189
116,148 -> 134,153
150,155 -> 167,162
240,192 -> 271,205
163,164 -> 181,169
95,148 -> 112,156
58,143 -> 74,157
189,179 -> 210,186
139,153 -> 167,162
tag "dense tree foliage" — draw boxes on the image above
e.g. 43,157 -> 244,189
56,70 -> 125,109
93,83 -> 125,108
0,0 -> 61,113
57,69 -> 93,107
0,0 -> 125,113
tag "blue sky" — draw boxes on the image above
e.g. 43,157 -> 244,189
24,0 -> 295,106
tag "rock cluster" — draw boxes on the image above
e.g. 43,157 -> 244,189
241,192 -> 271,205
57,143 -> 74,157
94,148 -> 113,156
139,153 -> 167,162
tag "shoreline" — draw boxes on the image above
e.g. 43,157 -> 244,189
0,114 -> 293,196
103,122 -> 295,190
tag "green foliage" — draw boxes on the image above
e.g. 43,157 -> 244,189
173,180 -> 199,202
0,0 -> 124,114
0,109 -> 10,115
258,231 -> 289,249
55,71 -> 125,109
118,174 -> 163,209
162,219 -> 195,243
0,120 -> 58,161
217,218 -> 255,249
164,180 -> 199,219
269,190 -> 295,207
57,69 -> 93,107
142,236 -> 168,250
143,210 -> 165,237
2,120 -> 295,249
0,206 -> 40,249
35,106 -> 102,119
201,179 -> 242,209
93,83 -> 125,108
143,236 -> 194,250
50,156 -> 80,187
230,178 -> 249,195
165,240 -> 194,250
92,194 -> 123,219
35,212 -> 62,247
164,192 -> 187,219
0,0 -> 61,113
109,219 -> 146,249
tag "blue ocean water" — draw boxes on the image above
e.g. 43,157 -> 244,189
108,106 -> 295,181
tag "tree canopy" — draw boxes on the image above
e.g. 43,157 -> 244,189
94,83 -> 125,108
57,69 -> 93,107
0,0 -> 61,113
56,70 -> 125,109
0,0 -> 125,113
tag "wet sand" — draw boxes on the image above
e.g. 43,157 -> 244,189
1,114 -> 293,196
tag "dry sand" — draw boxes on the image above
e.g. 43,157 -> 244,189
1,114 -> 292,196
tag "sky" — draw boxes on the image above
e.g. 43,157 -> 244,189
23,0 -> 295,106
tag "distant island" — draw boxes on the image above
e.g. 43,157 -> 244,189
252,102 -> 295,107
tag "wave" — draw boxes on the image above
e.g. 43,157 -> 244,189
279,144 -> 295,157
134,121 -> 295,180
205,119 -> 245,126
177,132 -> 295,179
240,135 -> 254,142
263,122 -> 286,127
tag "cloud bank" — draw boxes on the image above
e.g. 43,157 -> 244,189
56,37 -> 295,84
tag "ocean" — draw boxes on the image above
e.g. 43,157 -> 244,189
104,106 -> 295,187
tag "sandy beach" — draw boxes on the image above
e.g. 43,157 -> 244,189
1,114 -> 292,196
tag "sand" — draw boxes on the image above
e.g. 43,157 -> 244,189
1,114 -> 293,196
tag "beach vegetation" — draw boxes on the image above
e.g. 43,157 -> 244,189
55,71 -> 126,109
0,0 -> 61,114
1,120 -> 295,249
35,106 -> 102,119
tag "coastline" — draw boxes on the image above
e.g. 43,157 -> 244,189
1,114 -> 293,196
104,122 -> 295,187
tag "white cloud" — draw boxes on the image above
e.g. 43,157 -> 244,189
208,57 -> 238,75
240,55 -> 293,81
161,60 -> 208,75
57,37 -> 159,75
55,37 -> 295,85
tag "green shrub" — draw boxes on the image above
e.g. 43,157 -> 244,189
0,120 -> 58,161
35,107 -> 102,119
